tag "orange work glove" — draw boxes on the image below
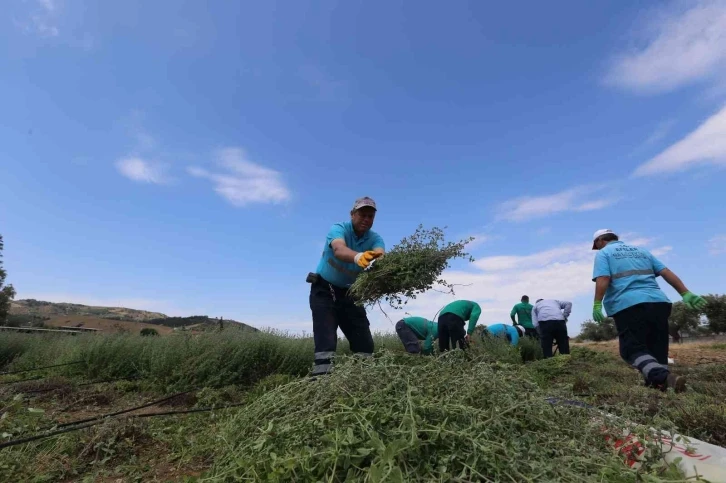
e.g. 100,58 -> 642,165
354,251 -> 381,269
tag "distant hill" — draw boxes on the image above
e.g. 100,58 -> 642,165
9,299 -> 258,332
144,315 -> 258,332
11,299 -> 167,322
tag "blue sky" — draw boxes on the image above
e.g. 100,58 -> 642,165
2,0 -> 725,336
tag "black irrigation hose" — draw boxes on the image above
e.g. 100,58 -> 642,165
18,376 -> 141,395
0,361 -> 83,376
48,389 -> 197,431
0,375 -> 46,386
0,402 -> 246,451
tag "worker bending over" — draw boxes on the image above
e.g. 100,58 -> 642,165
591,229 -> 707,392
395,317 -> 438,355
510,295 -> 537,338
438,300 -> 481,351
482,323 -> 525,346
532,298 -> 572,358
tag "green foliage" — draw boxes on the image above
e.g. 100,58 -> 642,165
0,331 -> 411,390
703,294 -> 726,334
209,352 -> 678,482
578,318 -> 617,341
349,225 -> 474,308
140,328 -> 159,336
0,234 -> 16,325
4,314 -> 48,328
3,336 -> 726,481
668,302 -> 701,340
518,334 -> 544,362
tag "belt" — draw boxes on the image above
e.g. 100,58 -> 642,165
315,275 -> 349,302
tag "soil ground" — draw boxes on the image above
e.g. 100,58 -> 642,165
575,338 -> 726,365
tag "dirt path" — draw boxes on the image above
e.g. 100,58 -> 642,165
576,340 -> 726,366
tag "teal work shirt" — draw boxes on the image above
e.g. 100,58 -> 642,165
403,317 -> 438,354
440,300 -> 482,335
592,241 -> 670,316
315,221 -> 385,288
485,323 -> 520,346
510,302 -> 534,328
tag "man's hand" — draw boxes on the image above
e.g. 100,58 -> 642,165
354,251 -> 382,269
681,292 -> 707,310
593,301 -> 605,322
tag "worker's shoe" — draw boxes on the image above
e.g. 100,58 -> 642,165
665,373 -> 687,393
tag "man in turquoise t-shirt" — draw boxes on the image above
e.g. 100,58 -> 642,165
510,295 -> 537,338
395,317 -> 438,355
437,300 -> 481,351
308,197 -> 385,377
591,229 -> 707,393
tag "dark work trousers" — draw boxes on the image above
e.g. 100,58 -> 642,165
612,302 -> 672,386
524,327 -> 539,339
438,313 -> 467,352
539,320 -> 570,358
395,320 -> 421,354
309,277 -> 374,376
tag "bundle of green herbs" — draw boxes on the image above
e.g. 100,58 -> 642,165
348,225 -> 474,308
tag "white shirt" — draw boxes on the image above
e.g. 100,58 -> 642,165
531,299 -> 572,328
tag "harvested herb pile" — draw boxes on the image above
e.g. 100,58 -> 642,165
208,349 -> 685,482
349,225 -> 474,308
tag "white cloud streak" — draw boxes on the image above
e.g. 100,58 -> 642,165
379,242 -> 598,335
188,148 -> 291,207
709,234 -> 726,255
115,157 -> 167,184
466,233 -> 492,248
15,0 -> 60,37
39,0 -> 55,12
634,105 -> 726,176
651,246 -> 673,257
496,185 -> 617,222
605,0 -> 726,93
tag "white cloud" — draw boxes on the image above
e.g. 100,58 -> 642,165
628,237 -> 655,247
188,148 -> 291,207
605,0 -> 726,93
466,233 -> 492,248
642,120 -> 675,147
374,241 -> 599,335
115,157 -> 167,184
651,246 -> 673,257
15,0 -> 60,37
496,185 -> 617,222
709,234 -> 726,255
634,105 -> 726,176
38,0 -> 55,12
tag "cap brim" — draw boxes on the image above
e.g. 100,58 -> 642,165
592,241 -> 597,250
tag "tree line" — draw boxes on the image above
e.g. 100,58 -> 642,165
579,295 -> 726,342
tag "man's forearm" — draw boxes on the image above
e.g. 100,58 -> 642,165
594,277 -> 610,302
332,244 -> 359,263
659,268 -> 689,294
